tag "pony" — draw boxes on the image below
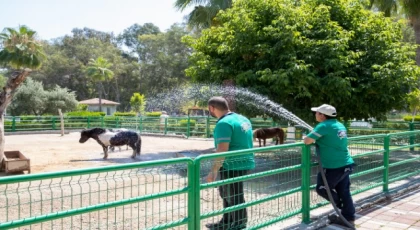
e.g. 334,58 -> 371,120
79,128 -> 141,159
253,127 -> 285,147
107,128 -> 130,151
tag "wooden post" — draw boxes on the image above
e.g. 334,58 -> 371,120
58,109 -> 64,136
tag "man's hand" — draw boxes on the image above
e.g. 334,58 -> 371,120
206,171 -> 218,183
303,135 -> 315,145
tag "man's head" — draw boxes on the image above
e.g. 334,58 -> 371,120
311,104 -> 336,122
162,111 -> 167,115
208,96 -> 230,118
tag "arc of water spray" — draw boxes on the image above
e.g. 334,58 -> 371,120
146,83 -> 314,131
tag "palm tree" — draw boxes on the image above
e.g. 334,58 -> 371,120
370,0 -> 420,65
174,0 -> 232,29
0,25 -> 45,162
86,57 -> 114,113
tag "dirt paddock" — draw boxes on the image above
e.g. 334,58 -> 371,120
2,132 -> 215,174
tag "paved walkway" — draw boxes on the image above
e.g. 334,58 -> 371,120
324,187 -> 420,230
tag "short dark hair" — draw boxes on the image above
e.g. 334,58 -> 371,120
208,96 -> 229,111
325,114 -> 336,119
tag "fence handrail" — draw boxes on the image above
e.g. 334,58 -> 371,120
1,130 -> 420,229
0,157 -> 193,184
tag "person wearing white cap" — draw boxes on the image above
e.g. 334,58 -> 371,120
303,104 -> 356,226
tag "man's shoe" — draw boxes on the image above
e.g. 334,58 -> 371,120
205,223 -> 229,230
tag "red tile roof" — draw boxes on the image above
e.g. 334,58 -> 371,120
79,98 -> 120,105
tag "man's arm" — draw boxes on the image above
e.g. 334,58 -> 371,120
303,136 -> 315,145
206,142 -> 229,182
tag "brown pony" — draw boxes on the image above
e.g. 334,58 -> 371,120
253,128 -> 285,147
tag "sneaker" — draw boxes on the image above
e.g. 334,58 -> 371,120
205,223 -> 229,230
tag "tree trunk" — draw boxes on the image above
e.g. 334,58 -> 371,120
0,69 -> 31,162
412,17 -> 420,66
97,83 -> 102,113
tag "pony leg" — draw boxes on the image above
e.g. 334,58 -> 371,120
263,139 -> 266,147
103,146 -> 109,159
258,139 -> 261,147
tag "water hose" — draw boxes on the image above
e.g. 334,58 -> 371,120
315,144 -> 355,229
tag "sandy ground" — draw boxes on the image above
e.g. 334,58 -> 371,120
3,131 -> 215,174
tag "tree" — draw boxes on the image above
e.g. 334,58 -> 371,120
117,23 -> 161,54
86,57 -> 114,112
184,0 -> 420,121
130,93 -> 146,115
0,25 -> 45,161
370,0 -> 420,65
407,89 -> 420,122
174,0 -> 232,29
9,78 -> 77,116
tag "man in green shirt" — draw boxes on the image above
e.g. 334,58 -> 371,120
205,96 -> 255,230
303,104 -> 356,226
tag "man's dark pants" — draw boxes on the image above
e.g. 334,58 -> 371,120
316,165 -> 356,221
216,167 -> 248,229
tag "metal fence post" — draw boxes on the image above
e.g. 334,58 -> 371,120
187,117 -> 191,138
383,135 -> 390,192
193,159 -> 201,230
101,116 -> 104,128
301,144 -> 311,223
409,123 -> 415,151
206,117 -> 210,138
52,117 -> 56,130
164,118 -> 168,135
87,117 -> 91,129
139,116 -> 143,132
187,160 -> 196,229
12,117 -> 16,132
116,116 -> 120,128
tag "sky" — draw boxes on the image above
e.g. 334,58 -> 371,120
0,0 -> 192,40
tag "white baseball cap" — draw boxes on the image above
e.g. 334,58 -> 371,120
311,104 -> 337,117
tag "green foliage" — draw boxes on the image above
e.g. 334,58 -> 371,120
9,78 -> 78,116
145,111 -> 162,117
86,57 -> 114,82
0,72 -> 6,88
130,93 -> 146,115
0,25 -> 45,69
179,119 -> 196,127
76,104 -> 88,111
403,115 -> 420,121
174,0 -> 233,29
66,111 -> 105,117
407,89 -> 420,120
185,0 -> 420,121
114,112 -> 137,116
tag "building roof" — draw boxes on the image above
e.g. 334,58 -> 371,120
79,98 -> 120,105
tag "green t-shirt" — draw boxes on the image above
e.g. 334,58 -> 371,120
307,119 -> 354,169
213,112 -> 255,170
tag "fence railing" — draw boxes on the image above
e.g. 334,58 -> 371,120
5,116 -> 418,141
1,131 -> 419,229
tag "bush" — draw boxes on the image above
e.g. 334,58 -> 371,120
66,111 -> 106,117
179,119 -> 196,127
145,112 -> 162,117
114,112 -> 137,117
403,115 -> 420,122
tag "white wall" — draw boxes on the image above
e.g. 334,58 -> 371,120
87,105 -> 117,115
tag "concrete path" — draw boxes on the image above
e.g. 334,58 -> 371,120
322,187 -> 420,230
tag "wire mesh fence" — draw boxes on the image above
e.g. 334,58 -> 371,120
0,159 -> 194,230
1,131 -> 420,229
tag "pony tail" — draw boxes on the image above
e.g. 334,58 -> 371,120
136,135 -> 142,155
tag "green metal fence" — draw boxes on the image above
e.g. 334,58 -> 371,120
1,131 -> 419,229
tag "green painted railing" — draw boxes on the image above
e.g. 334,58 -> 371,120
0,131 -> 419,229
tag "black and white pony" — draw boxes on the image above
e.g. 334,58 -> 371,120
107,128 -> 130,151
79,128 -> 141,159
